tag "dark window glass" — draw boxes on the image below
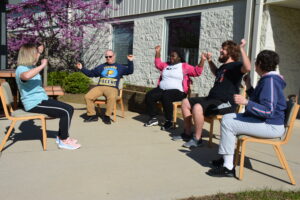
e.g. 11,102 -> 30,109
113,22 -> 134,65
167,15 -> 200,66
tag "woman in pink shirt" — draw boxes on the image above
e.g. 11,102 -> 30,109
144,45 -> 204,130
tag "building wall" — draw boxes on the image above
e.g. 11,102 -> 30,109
83,0 -> 246,96
261,5 -> 300,96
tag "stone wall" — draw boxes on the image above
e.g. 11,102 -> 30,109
261,6 -> 300,96
129,17 -> 164,86
82,0 -> 246,96
195,3 -> 244,96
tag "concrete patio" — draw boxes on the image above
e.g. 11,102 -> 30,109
0,103 -> 299,200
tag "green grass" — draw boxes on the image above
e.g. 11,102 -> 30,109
180,190 -> 300,200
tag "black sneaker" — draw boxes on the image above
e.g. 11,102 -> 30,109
172,132 -> 193,142
209,157 -> 224,168
161,120 -> 173,131
84,115 -> 98,122
102,115 -> 111,124
144,118 -> 159,127
206,166 -> 236,177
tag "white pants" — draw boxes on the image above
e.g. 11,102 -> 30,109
218,113 -> 285,155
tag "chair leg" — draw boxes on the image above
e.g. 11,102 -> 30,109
173,104 -> 177,128
0,120 -> 17,151
234,139 -> 241,167
41,118 -> 47,151
120,99 -> 125,118
275,145 -> 296,185
208,120 -> 214,148
113,102 -> 117,122
239,140 -> 246,180
273,145 -> 285,169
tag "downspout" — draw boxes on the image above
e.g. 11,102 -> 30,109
249,0 -> 265,87
243,0 -> 254,56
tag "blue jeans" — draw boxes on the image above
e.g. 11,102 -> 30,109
218,113 -> 285,155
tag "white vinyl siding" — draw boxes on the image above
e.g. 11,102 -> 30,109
111,0 -> 229,17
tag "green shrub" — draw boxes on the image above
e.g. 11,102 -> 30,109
63,72 -> 91,94
48,71 -> 69,86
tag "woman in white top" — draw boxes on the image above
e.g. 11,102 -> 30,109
144,45 -> 205,130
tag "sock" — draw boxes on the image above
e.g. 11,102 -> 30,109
223,154 -> 234,170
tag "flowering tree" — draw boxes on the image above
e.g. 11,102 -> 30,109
7,0 -> 114,70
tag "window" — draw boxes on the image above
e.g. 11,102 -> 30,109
167,15 -> 200,66
112,22 -> 134,65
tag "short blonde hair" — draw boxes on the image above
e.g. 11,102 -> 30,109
17,44 -> 38,66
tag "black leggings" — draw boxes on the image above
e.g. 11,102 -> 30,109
145,87 -> 186,121
28,99 -> 74,140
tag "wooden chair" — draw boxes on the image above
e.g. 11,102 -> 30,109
0,82 -> 48,151
205,85 -> 246,147
94,78 -> 125,122
234,101 -> 299,185
172,84 -> 193,128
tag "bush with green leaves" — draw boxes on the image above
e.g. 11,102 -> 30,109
63,72 -> 91,94
48,71 -> 69,86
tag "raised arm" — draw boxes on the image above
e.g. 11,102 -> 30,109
155,45 -> 161,58
20,59 -> 47,81
123,55 -> 134,75
76,62 -> 102,77
154,45 -> 168,70
206,52 -> 217,76
240,39 -> 251,74
184,53 -> 206,77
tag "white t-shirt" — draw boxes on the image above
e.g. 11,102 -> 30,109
159,63 -> 184,92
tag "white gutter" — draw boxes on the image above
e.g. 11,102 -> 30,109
249,0 -> 265,87
243,0 -> 254,55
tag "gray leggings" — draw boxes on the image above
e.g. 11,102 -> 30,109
218,113 -> 285,155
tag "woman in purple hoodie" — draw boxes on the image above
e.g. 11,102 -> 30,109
207,50 -> 287,177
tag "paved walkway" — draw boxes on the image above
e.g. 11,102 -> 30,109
0,103 -> 299,200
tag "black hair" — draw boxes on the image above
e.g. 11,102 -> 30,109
255,50 -> 279,72
170,50 -> 186,63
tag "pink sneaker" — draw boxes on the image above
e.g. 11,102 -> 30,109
58,138 -> 81,150
56,137 -> 78,144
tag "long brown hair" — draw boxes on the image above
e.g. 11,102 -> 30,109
221,40 -> 240,62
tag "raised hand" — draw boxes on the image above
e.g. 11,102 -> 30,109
76,62 -> 83,70
206,52 -> 212,61
155,45 -> 161,53
127,55 -> 134,61
40,59 -> 48,68
240,39 -> 246,48
201,53 -> 207,61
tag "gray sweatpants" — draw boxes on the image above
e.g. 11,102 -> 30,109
218,113 -> 285,155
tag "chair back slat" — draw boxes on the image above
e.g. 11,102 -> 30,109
284,100 -> 296,127
282,102 -> 299,143
118,78 -> 124,90
0,82 -> 13,118
1,82 -> 14,106
236,85 -> 246,113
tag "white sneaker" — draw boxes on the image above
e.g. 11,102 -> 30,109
58,138 -> 81,150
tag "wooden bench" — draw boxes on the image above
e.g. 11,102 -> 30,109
44,86 -> 64,99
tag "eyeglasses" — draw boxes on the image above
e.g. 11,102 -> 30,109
105,56 -> 113,59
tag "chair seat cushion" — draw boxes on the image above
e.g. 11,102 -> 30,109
11,109 -> 48,117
